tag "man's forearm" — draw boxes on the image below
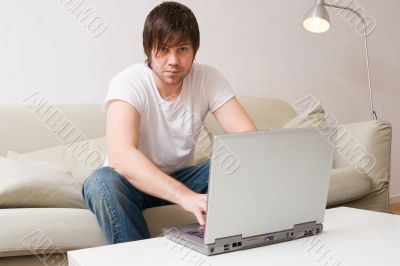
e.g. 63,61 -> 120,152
109,147 -> 193,205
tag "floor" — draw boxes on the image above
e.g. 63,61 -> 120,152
389,202 -> 400,215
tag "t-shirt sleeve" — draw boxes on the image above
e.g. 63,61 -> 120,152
102,74 -> 145,115
204,66 -> 235,113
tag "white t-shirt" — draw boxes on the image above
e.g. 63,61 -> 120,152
102,62 -> 234,174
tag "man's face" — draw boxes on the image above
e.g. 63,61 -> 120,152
150,42 -> 194,89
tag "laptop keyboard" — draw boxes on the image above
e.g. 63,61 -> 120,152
186,228 -> 205,239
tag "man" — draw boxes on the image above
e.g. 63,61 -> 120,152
83,1 -> 257,244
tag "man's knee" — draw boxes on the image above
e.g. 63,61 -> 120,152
84,167 -> 109,191
82,166 -> 143,210
82,167 -> 118,208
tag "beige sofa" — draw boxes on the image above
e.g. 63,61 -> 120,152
0,97 -> 392,265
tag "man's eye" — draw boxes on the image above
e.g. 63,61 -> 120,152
179,47 -> 188,52
161,47 -> 168,52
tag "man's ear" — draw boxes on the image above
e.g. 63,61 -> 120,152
146,57 -> 153,70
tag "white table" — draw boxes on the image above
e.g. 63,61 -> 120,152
68,207 -> 400,266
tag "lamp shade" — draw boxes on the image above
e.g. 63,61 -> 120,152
303,4 -> 330,33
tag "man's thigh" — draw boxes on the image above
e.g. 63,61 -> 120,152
172,159 -> 209,194
143,160 -> 210,208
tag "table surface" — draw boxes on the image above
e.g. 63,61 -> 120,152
68,207 -> 400,266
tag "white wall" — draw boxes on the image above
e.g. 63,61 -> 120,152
1,0 -> 399,197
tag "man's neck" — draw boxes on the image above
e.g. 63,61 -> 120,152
152,73 -> 183,101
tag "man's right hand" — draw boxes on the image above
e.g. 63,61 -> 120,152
177,191 -> 208,225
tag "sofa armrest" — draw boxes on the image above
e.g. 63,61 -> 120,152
333,120 -> 392,191
327,167 -> 371,206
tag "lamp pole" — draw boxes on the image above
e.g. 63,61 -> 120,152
304,0 -> 377,120
324,3 -> 377,120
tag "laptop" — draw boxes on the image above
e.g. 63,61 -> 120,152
163,128 -> 335,256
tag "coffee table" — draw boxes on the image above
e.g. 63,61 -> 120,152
68,207 -> 400,266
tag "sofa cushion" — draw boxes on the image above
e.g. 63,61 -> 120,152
193,127 -> 213,164
281,103 -> 374,206
284,101 -> 325,128
0,158 -> 84,208
327,167 -> 371,206
7,137 -> 106,185
0,208 -> 106,258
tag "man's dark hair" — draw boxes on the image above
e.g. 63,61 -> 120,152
143,1 -> 200,69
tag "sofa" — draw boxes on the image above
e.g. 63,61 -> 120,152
0,96 -> 392,266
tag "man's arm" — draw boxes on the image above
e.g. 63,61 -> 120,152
212,97 -> 257,133
106,100 -> 207,225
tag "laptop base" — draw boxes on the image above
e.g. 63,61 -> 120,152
163,221 -> 323,256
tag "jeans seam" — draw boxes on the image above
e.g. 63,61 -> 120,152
95,169 -> 121,243
186,182 -> 208,187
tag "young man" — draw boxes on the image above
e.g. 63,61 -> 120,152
83,1 -> 257,244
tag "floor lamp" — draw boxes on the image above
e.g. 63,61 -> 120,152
303,0 -> 377,120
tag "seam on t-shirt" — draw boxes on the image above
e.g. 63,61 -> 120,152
200,66 -> 210,113
210,79 -> 234,113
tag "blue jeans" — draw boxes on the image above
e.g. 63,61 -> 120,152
82,160 -> 209,244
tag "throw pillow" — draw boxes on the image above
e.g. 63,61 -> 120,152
7,137 -> 106,185
0,157 -> 84,208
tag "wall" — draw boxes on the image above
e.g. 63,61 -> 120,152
0,0 -> 399,198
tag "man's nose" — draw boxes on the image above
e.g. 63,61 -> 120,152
167,51 -> 179,65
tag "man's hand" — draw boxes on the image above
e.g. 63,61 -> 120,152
177,191 -> 208,225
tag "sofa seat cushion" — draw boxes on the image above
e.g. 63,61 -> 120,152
0,208 -> 106,258
327,167 -> 371,206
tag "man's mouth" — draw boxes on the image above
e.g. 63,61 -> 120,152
165,70 -> 181,74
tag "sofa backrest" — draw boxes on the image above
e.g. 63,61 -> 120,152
204,96 -> 296,136
0,104 -> 106,156
0,97 -> 296,156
